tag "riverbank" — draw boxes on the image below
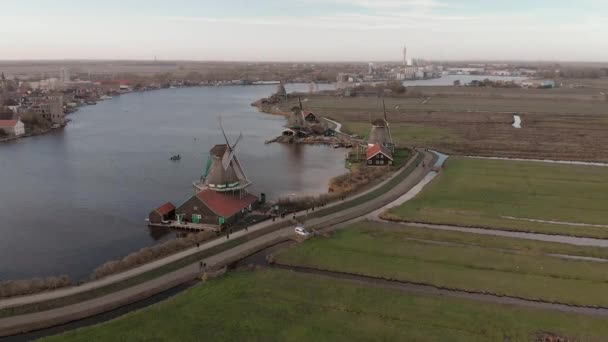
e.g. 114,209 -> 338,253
0,85 -> 350,282
0,150 -> 434,337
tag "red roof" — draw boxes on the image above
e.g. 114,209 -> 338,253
196,190 -> 257,218
154,202 -> 176,216
366,144 -> 394,160
0,120 -> 18,128
303,111 -> 316,117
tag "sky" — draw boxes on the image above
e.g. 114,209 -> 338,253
1,0 -> 607,62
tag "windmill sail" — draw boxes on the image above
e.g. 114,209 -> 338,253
223,132 -> 242,170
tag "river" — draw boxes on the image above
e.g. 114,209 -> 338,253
0,84 -> 345,281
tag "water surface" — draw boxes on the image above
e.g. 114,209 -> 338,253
0,84 -> 345,280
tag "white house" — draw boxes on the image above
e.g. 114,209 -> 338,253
0,118 -> 25,137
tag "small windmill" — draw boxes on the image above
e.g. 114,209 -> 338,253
367,100 -> 394,149
382,100 -> 394,151
195,118 -> 251,194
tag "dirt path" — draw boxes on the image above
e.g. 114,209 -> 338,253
373,220 -> 608,247
465,155 -> 608,167
271,264 -> 608,316
322,117 -> 343,133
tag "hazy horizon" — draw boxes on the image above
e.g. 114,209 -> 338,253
1,0 -> 608,62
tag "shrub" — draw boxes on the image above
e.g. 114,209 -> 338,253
0,275 -> 72,298
90,230 -> 216,280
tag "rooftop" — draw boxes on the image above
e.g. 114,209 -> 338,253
366,144 -> 394,161
196,190 -> 257,218
0,120 -> 19,128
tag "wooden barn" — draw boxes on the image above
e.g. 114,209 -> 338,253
148,202 -> 176,224
366,144 -> 394,166
176,190 -> 258,226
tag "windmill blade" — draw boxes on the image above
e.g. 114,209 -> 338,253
223,132 -> 242,170
382,100 -> 387,122
231,132 -> 243,150
218,116 -> 231,148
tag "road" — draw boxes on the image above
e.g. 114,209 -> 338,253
0,150 -> 436,338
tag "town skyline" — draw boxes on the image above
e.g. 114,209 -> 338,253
2,0 -> 608,62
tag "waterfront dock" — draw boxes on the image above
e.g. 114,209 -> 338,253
148,221 -> 221,232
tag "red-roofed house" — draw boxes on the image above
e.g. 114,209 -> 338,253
148,202 -> 176,224
366,144 -> 393,166
0,118 -> 25,137
176,190 -> 258,226
302,110 -> 318,123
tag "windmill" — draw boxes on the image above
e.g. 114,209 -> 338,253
194,119 -> 251,194
367,100 -> 393,149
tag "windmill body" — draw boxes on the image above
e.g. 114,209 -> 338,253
194,128 -> 251,192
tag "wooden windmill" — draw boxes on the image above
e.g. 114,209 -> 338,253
367,100 -> 394,150
194,119 -> 251,195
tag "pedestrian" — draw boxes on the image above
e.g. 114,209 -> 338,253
199,261 -> 203,270
245,226 -> 248,232
196,242 -> 200,249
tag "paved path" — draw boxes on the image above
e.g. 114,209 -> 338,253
0,151 -> 435,337
321,117 -> 342,133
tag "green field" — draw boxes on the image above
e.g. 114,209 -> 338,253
45,269 -> 608,342
275,223 -> 608,307
388,157 -> 608,238
343,122 -> 462,147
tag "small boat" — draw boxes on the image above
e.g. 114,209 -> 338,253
170,154 -> 181,161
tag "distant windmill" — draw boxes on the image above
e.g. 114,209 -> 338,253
195,118 -> 251,194
367,100 -> 394,149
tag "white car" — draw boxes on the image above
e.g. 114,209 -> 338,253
294,226 -> 311,237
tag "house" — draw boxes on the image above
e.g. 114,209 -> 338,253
282,128 -> 296,137
302,111 -> 318,123
0,118 -> 25,137
324,128 -> 336,137
366,144 -> 394,166
176,189 -> 258,226
148,202 -> 176,224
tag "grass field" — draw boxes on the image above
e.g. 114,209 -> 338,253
387,157 -> 608,238
343,122 -> 462,146
45,268 -> 608,342
282,94 -> 608,162
275,223 -> 608,307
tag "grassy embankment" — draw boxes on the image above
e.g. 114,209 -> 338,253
387,157 -> 608,238
275,222 -> 608,307
44,268 -> 608,342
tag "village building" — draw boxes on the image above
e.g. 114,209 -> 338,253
176,189 -> 257,225
176,122 -> 259,227
148,202 -> 176,224
302,110 -> 318,123
366,144 -> 394,166
0,118 -> 25,137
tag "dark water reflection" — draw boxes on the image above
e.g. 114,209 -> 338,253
0,84 -> 345,280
